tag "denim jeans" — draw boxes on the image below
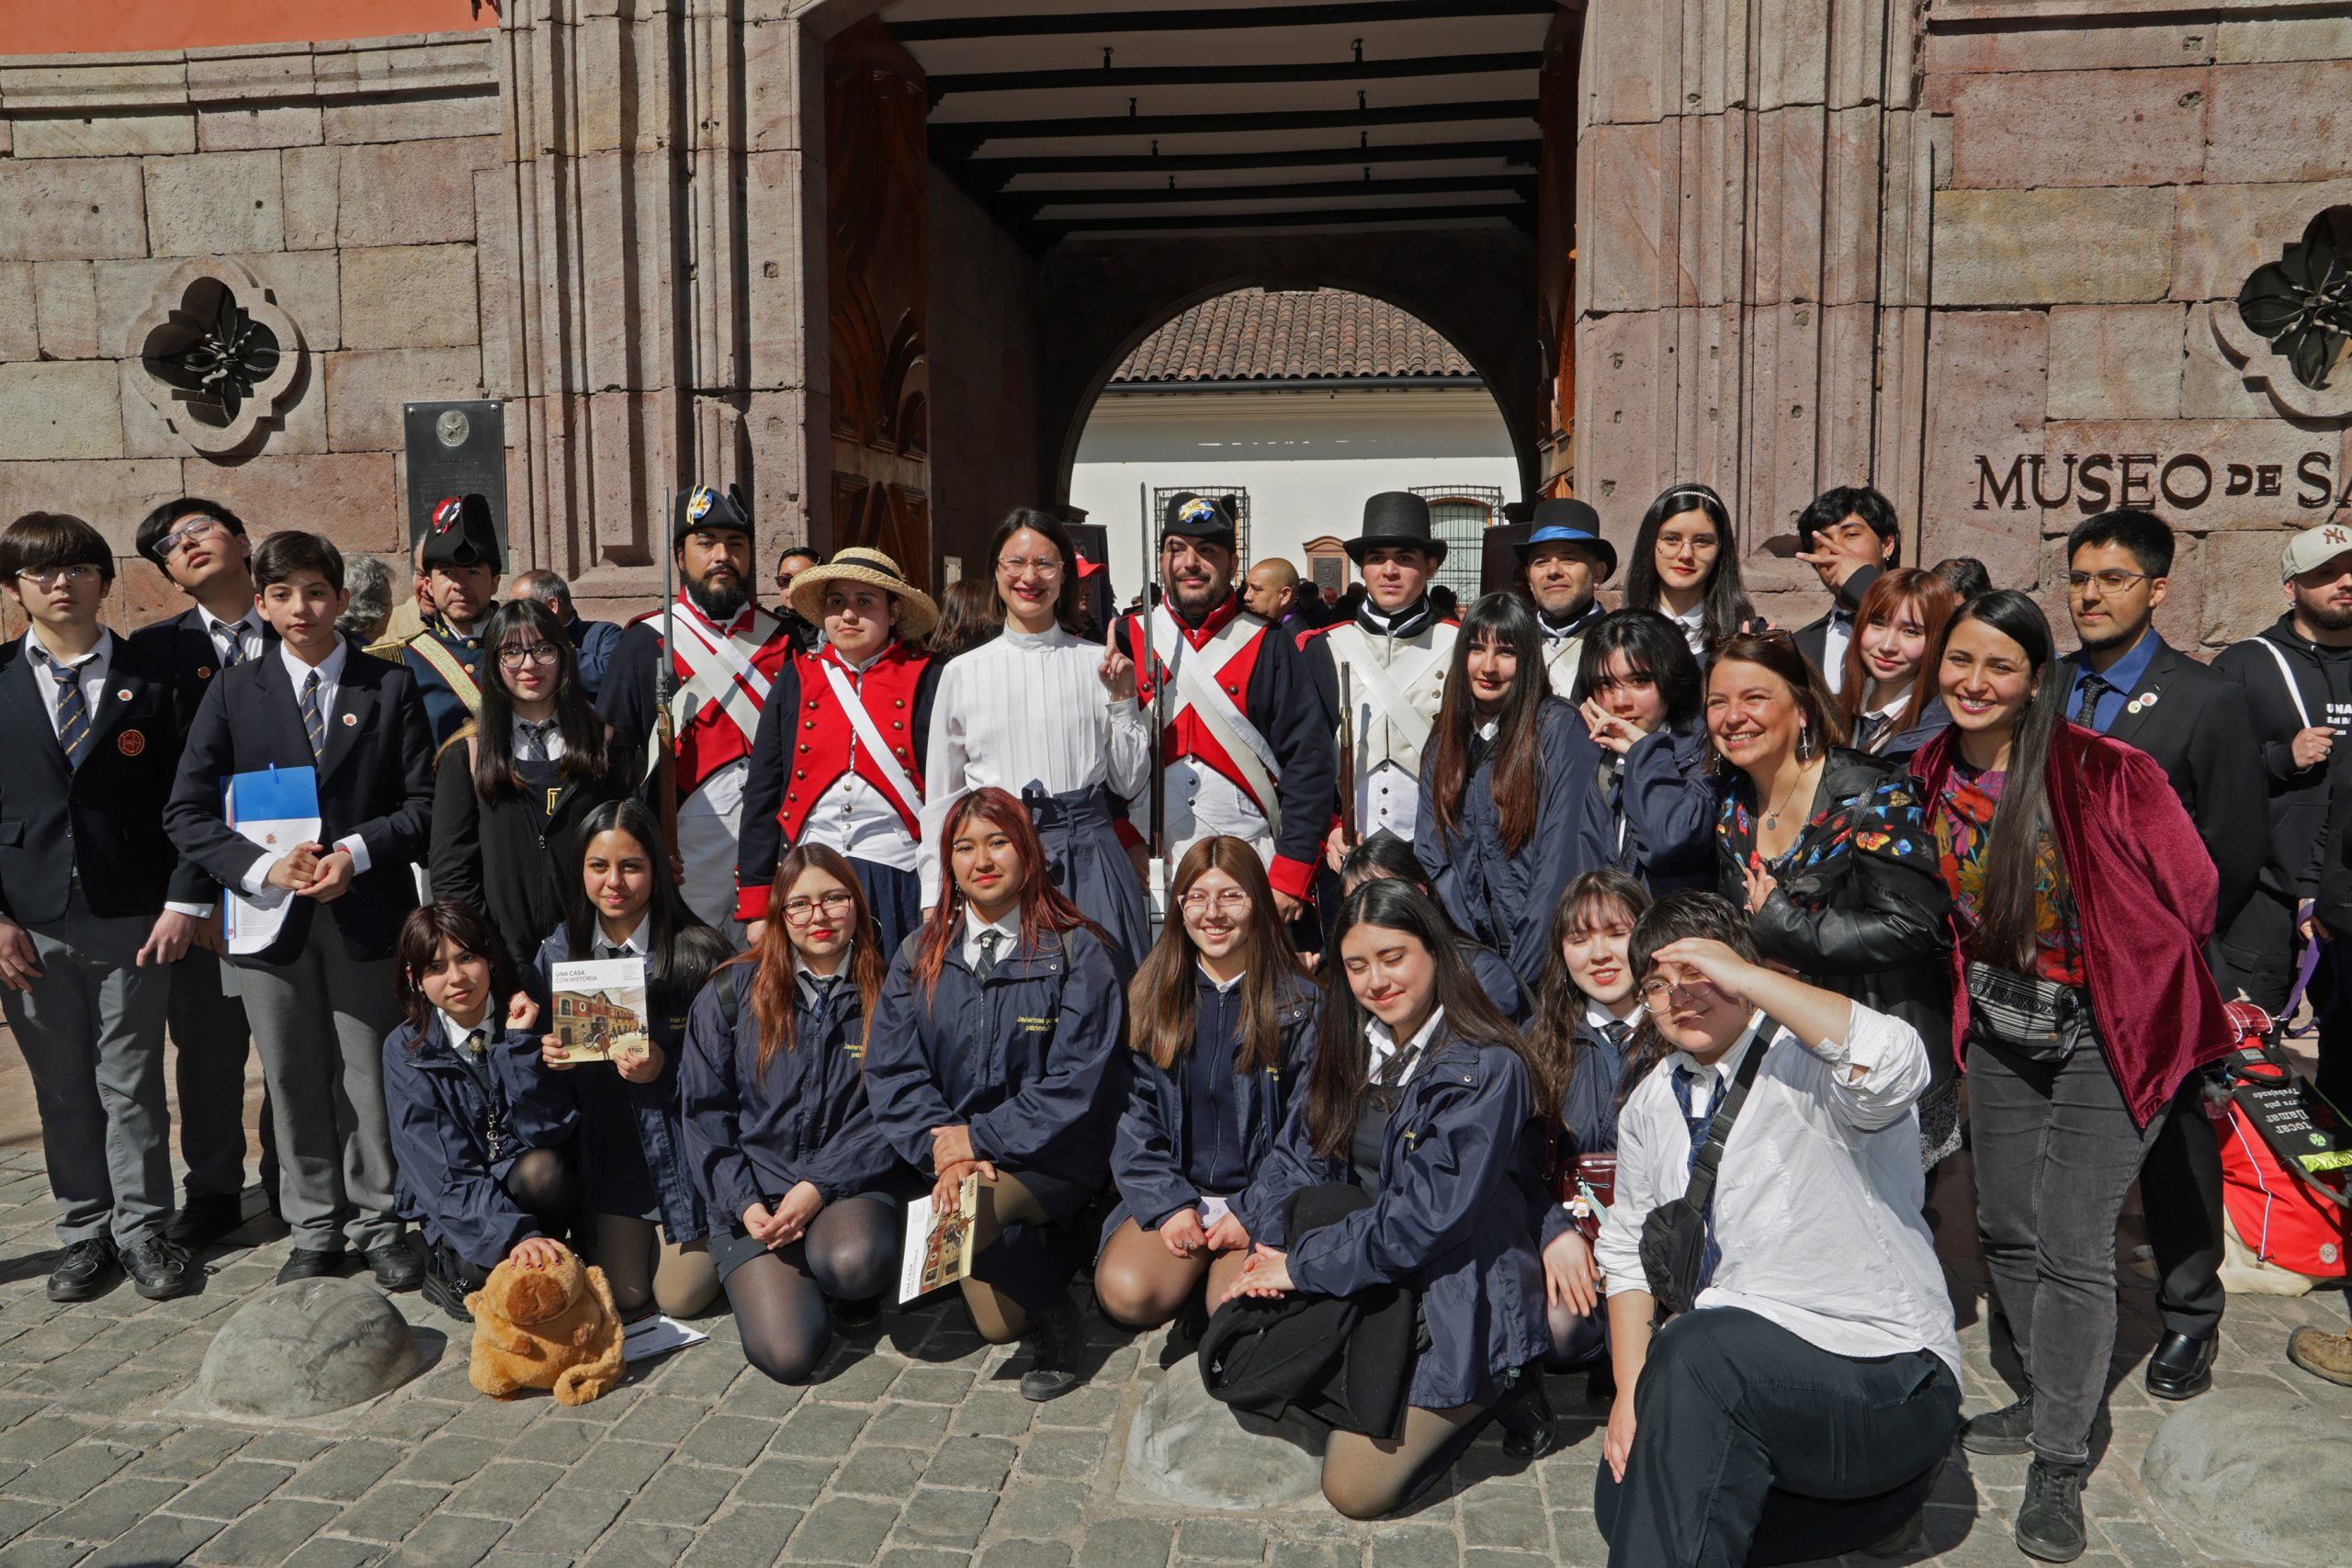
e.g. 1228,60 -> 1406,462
1594,1307 -> 1960,1567
1967,1037 -> 2162,1464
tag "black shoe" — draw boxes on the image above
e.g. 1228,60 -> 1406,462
164,1192 -> 245,1248
120,1235 -> 198,1300
1960,1392 -> 2035,1456
46,1238 -> 117,1303
2145,1328 -> 2218,1401
2015,1458 -> 2087,1562
419,1256 -> 475,1325
364,1239 -> 424,1292
1018,1297 -> 1085,1402
831,1295 -> 881,1330
1862,1507 -> 1926,1558
277,1247 -> 345,1283
1496,1371 -> 1557,1461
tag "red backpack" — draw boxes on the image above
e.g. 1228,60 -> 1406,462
2211,996 -> 2352,1279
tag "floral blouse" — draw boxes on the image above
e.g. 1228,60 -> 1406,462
1930,761 -> 2086,987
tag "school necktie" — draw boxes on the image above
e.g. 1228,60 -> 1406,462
1673,1062 -> 1729,1292
35,649 -> 91,772
1377,1034 -> 1422,1089
300,669 -> 325,761
2070,672 -> 2110,729
516,718 -> 557,763
1602,1021 -> 1634,1051
974,928 -> 1003,984
213,622 -> 249,668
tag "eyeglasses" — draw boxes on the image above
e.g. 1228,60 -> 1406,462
996,557 -> 1064,580
2064,570 -> 2149,593
1636,973 -> 1717,1008
1179,889 -> 1251,914
782,891 -> 857,923
159,517 -> 223,557
15,565 -> 99,587
497,642 -> 561,668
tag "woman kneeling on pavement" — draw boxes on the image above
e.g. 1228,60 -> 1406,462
682,844 -> 915,1383
1095,836 -> 1318,1332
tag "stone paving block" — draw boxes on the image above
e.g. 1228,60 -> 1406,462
84,1511 -> 228,1567
194,1499 -> 345,1565
1459,1483 -> 1547,1553
1175,1519 -> 1266,1562
10,1441 -> 140,1504
949,1393 -> 1035,1438
502,1420 -> 600,1467
1019,1427 -> 1108,1483
513,1486 -> 629,1555
280,1540 -> 385,1568
656,1350 -> 746,1401
172,1461 -> 296,1521
1457,1551 -> 1544,1568
888,1486 -> 996,1551
579,1523 -> 696,1568
282,1440 -> 404,1503
771,1404 -> 870,1459
322,1482 -> 447,1544
0,1498 -> 59,1540
829,1446 -> 926,1500
621,1462 -> 738,1529
720,1375 -> 804,1421
31,1475 -> 186,1544
876,1551 -> 967,1568
389,1434 -> 508,1488
1073,1517 -> 1173,1568
919,1436 -> 1014,1493
810,1358 -> 902,1406
376,1511 -> 509,1568
739,1455 -> 840,1509
978,1541 -> 1070,1568
983,1482 -> 1085,1543
680,1504 -> 802,1568
358,1398 -> 458,1441
0,1418 -> 90,1466
886,1368 -> 973,1406
1546,1506 -> 1609,1566
681,1414 -> 776,1472
1370,1524 -> 1459,1568
862,1404 -> 948,1450
785,1497 -> 900,1564
608,1393 -> 709,1448
443,1461 -> 566,1520
1267,1543 -> 1356,1568
1033,1387 -> 1119,1429
570,1439 -> 673,1496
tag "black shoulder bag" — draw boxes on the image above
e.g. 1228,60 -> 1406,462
1639,1022 -> 1774,1317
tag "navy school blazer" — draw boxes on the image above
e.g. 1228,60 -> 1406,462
163,645 -> 434,965
382,1016 -> 579,1269
1239,1030 -> 1551,1411
677,959 -> 911,1225
1611,719 -> 1717,893
1105,971 -> 1319,1247
863,922 -> 1128,1192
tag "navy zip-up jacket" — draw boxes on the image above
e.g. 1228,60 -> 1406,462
383,1016 -> 579,1269
1243,1029 -> 1550,1409
1537,1014 -> 1636,1252
533,928 -> 711,1244
1610,719 -> 1715,893
865,923 -> 1127,1190
1416,696 -> 1612,991
678,959 -> 911,1224
1105,971 -> 1318,1247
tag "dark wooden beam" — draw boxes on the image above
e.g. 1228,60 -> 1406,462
927,51 -> 1543,104
960,137 -> 1541,189
1012,173 -> 1537,212
891,1 -> 1557,43
1034,201 -> 1529,239
930,98 -> 1540,159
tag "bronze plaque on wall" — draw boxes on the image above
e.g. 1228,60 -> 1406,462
402,400 -> 507,556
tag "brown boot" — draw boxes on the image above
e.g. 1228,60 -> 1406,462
2287,1325 -> 2352,1387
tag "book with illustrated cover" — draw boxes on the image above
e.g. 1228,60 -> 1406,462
548,957 -> 650,1066
897,1171 -> 982,1304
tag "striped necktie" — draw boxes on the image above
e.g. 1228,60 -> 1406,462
36,649 -> 92,771
300,669 -> 325,761
213,621 -> 249,668
1674,1063 -> 1729,1292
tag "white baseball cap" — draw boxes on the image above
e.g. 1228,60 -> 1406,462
2282,520 -> 2352,581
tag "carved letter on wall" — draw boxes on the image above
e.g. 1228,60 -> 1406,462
124,258 -> 306,457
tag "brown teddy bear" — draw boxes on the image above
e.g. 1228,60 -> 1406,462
465,1243 -> 625,1405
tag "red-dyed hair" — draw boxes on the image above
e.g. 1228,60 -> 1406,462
911,787 -> 1108,997
722,844 -> 888,1075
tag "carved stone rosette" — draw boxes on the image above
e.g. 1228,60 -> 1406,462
123,257 -> 307,457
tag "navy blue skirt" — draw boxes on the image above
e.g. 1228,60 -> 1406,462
1021,783 -> 1150,975
848,856 -> 923,959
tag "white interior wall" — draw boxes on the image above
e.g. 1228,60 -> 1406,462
1069,384 -> 1519,604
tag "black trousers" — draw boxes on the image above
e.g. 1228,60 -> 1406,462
1594,1307 -> 1959,1568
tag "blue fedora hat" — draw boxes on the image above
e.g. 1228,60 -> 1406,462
1513,497 -> 1616,579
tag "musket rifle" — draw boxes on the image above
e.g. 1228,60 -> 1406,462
655,485 -> 679,852
1339,662 -> 1360,846
1137,487 -> 1168,917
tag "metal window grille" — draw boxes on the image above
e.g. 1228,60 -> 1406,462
1411,484 -> 1503,598
1150,486 -> 1251,570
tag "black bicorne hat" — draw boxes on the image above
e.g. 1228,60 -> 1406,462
674,483 -> 754,547
1160,491 -> 1237,547
421,493 -> 503,572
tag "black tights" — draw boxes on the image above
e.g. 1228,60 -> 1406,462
724,1196 -> 899,1383
504,1149 -> 575,1235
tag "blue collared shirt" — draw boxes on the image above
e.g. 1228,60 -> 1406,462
2062,629 -> 2162,733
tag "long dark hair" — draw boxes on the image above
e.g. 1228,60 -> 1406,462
1620,891 -> 1764,1100
928,575 -> 1004,662
1424,592 -> 1549,853
1623,482 -> 1752,653
395,899 -> 521,1036
1706,630 -> 1850,777
1939,591 -> 2068,972
1305,879 -> 1548,1158
471,598 -> 610,803
987,508 -> 1090,636
1572,607 -> 1703,730
563,799 -> 731,1016
723,844 -> 888,1075
1339,830 -> 1433,896
1528,869 -> 1652,1118
1837,568 -> 1959,744
1128,837 -> 1309,1075
912,786 -> 1108,997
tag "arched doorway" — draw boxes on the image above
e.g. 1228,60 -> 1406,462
1068,286 -> 1521,604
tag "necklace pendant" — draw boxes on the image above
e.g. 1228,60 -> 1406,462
1764,812 -> 1779,829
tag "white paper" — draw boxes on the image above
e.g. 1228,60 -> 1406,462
222,814 -> 319,955
620,1314 -> 707,1363
1197,1195 -> 1232,1228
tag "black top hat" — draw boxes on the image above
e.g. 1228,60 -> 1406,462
1514,497 -> 1617,578
1160,491 -> 1237,546
421,493 -> 503,572
674,483 -> 753,547
1345,491 -> 1445,564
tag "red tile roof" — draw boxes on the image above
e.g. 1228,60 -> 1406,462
1111,288 -> 1476,385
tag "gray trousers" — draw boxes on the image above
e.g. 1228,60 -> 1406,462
236,914 -> 401,1253
2,893 -> 173,1247
167,946 -> 252,1201
1968,1037 -> 2163,1466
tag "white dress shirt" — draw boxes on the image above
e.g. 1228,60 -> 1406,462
1663,601 -> 1707,660
1365,1004 -> 1446,1087
803,648 -> 920,873
1820,608 -> 1854,695
920,624 -> 1149,904
239,637 -> 371,897
205,607 -> 267,669
960,908 -> 1020,968
438,1008 -> 493,1055
594,914 -> 650,961
794,946 -> 856,1008
1594,1004 -> 1961,1378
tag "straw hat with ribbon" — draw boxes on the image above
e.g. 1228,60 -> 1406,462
787,547 -> 939,641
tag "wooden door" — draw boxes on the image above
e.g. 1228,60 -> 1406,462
825,20 -> 932,585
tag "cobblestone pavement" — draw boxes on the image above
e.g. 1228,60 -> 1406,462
0,1145 -> 2344,1568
